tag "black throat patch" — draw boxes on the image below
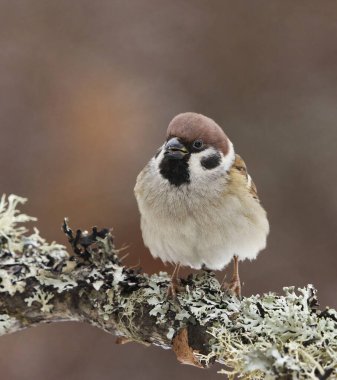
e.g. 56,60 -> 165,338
159,156 -> 190,186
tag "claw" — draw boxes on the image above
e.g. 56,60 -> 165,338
167,278 -> 184,298
167,263 -> 182,298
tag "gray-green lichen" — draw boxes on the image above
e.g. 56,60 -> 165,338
0,194 -> 37,252
125,271 -> 337,379
0,194 -> 336,379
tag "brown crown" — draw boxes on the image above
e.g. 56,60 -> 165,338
167,112 -> 230,155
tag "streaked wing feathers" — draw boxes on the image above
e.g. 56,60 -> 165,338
231,154 -> 259,201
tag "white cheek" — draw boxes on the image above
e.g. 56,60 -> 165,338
189,143 -> 234,174
188,148 -> 214,178
188,143 -> 235,185
222,140 -> 235,172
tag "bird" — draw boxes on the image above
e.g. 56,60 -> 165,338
134,112 -> 269,297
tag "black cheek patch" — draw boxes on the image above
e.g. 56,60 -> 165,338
201,153 -> 221,170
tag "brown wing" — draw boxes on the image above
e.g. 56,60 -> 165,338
231,154 -> 259,201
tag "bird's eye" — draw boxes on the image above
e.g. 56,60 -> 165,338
193,139 -> 204,150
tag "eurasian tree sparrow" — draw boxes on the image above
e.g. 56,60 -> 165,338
134,113 -> 269,297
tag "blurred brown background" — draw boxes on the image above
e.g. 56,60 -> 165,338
1,1 -> 337,379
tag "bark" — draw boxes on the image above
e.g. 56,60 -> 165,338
0,195 -> 336,379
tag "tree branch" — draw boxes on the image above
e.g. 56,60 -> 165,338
0,195 -> 336,379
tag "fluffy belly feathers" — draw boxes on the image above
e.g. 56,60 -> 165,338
137,188 -> 269,270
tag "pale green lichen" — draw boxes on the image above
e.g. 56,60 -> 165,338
0,194 -> 336,379
25,288 -> 54,313
128,272 -> 337,379
0,269 -> 26,296
0,195 -> 72,298
0,194 -> 37,252
24,227 -> 67,256
36,273 -> 77,293
0,314 -> 19,335
200,284 -> 337,379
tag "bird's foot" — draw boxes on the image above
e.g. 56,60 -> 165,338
167,279 -> 183,299
223,276 -> 242,299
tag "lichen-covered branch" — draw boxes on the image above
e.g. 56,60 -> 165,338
0,195 -> 336,379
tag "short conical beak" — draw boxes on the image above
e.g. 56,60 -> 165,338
164,137 -> 188,160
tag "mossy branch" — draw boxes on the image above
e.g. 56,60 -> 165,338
0,195 -> 336,379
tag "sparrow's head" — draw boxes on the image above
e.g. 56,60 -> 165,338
156,112 -> 234,187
